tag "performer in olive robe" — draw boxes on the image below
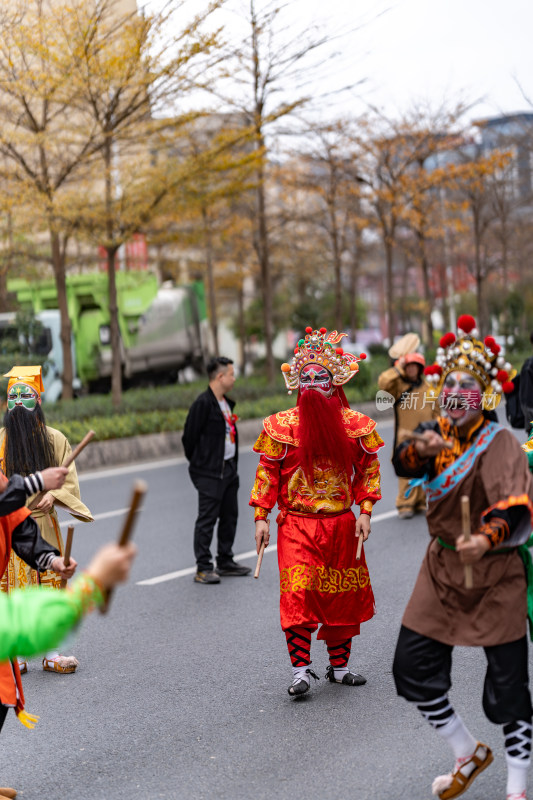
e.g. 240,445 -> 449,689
0,366 -> 93,674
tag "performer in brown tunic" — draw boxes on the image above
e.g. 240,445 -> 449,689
392,315 -> 533,800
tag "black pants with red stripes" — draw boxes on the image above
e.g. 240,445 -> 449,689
285,626 -> 352,669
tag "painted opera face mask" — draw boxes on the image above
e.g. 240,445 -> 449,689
299,364 -> 333,397
7,382 -> 39,412
439,370 -> 483,427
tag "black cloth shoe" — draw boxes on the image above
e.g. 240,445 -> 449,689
288,667 -> 320,696
325,665 -> 366,685
216,561 -> 251,577
194,570 -> 221,584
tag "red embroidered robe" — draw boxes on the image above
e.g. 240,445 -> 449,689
250,407 -> 383,635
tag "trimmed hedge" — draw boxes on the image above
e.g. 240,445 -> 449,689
56,409 -> 189,443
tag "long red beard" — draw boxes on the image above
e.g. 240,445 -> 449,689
298,390 -> 354,481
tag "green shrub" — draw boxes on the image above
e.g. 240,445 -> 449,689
57,409 -> 188,443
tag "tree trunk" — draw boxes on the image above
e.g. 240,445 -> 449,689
104,136 -> 122,409
255,158 -> 275,382
328,203 -> 343,330
500,222 -> 509,345
473,209 -> 488,336
349,223 -> 361,341
251,5 -> 275,384
107,246 -> 122,409
50,228 -> 74,400
0,211 -> 13,311
237,280 -> 247,375
0,267 -> 7,312
417,231 -> 434,349
384,236 -> 395,344
202,205 -> 219,356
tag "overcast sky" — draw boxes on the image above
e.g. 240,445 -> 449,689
148,0 -> 533,123
350,0 -> 533,121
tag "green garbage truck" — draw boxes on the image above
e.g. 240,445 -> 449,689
1,272 -> 209,401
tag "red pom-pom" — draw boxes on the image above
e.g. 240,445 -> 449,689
457,314 -> 476,333
484,336 -> 496,349
424,365 -> 434,375
492,343 -> 501,354
440,332 -> 456,347
502,381 -> 515,394
434,365 -> 442,375
294,348 -> 299,354
319,327 -> 327,334
305,326 -> 313,333
335,347 -> 343,355
497,370 -> 508,382
359,352 -> 366,360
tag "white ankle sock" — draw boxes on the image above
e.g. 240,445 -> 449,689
436,713 -> 478,760
506,754 -> 530,796
333,666 -> 349,680
292,664 -> 311,684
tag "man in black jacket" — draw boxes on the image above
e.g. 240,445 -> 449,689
182,357 -> 251,584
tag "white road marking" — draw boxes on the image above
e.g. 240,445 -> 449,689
79,457 -> 184,482
136,507 -> 400,586
58,507 -> 129,528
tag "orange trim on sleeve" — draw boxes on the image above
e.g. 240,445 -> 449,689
481,493 -> 533,524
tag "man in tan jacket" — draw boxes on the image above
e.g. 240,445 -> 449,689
378,352 -> 436,518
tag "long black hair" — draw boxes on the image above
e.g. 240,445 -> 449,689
3,404 -> 55,476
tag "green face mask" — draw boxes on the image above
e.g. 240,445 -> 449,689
7,382 -> 38,411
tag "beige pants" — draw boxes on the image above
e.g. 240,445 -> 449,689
396,476 -> 426,512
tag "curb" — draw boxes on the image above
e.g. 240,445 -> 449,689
75,401 -> 393,473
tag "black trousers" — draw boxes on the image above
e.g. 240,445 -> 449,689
192,459 -> 239,572
0,704 -> 8,733
393,625 -> 533,724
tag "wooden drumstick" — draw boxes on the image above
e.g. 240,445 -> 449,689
60,525 -> 75,590
356,533 -> 364,560
63,430 -> 96,469
28,430 -> 96,511
461,495 -> 473,589
100,480 -> 147,613
254,540 -> 266,579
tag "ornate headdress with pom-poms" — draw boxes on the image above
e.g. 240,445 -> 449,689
424,314 -> 515,409
280,327 -> 366,394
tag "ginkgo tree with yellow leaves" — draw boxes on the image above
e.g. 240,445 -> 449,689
0,0 -> 226,403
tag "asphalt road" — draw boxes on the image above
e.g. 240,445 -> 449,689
3,414 -> 528,800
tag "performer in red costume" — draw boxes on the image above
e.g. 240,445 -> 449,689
250,326 -> 383,697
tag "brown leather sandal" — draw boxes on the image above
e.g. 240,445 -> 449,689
42,656 -> 78,674
434,742 -> 493,799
